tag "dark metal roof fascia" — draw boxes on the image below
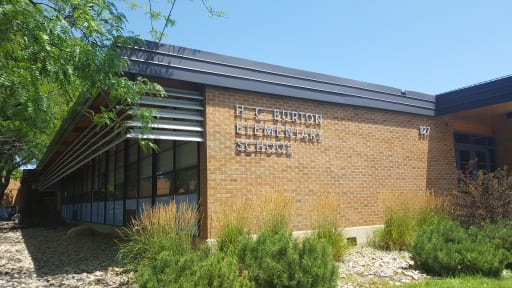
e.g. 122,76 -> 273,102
436,76 -> 512,115
36,95 -> 96,170
120,42 -> 436,116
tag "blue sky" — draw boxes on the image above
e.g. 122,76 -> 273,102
119,1 -> 512,95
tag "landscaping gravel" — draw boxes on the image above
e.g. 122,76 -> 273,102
338,247 -> 429,287
0,221 -> 427,287
0,221 -> 134,288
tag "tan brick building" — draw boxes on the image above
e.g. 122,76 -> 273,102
35,41 -> 512,242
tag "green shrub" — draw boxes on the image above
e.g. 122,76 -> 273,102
311,219 -> 351,260
298,237 -> 340,287
451,166 -> 512,228
136,245 -> 254,288
239,219 -> 339,288
481,221 -> 512,253
241,226 -> 301,287
411,215 -> 509,277
119,199 -> 339,288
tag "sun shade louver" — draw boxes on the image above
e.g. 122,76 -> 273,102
38,87 -> 204,190
127,88 -> 204,140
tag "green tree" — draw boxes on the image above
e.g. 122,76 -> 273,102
0,0 -> 221,200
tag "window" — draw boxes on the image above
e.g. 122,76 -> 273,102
156,141 -> 174,197
115,142 -> 125,200
59,138 -> 200,226
126,140 -> 138,199
454,132 -> 497,172
140,148 -> 152,199
174,142 -> 199,197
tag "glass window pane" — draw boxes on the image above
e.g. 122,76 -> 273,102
128,140 -> 138,164
96,154 -> 106,202
175,168 -> 198,195
471,136 -> 486,146
156,173 -> 172,196
488,149 -> 496,164
141,156 -> 152,178
115,142 -> 125,200
92,158 -> 98,201
475,151 -> 487,165
126,163 -> 138,199
176,142 -> 198,169
454,134 -> 470,144
140,177 -> 152,198
158,149 -> 173,173
458,150 -> 470,162
158,140 -> 174,152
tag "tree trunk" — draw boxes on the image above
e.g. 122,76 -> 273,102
0,168 -> 14,205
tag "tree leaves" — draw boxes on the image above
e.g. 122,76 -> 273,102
0,0 -> 148,198
0,0 -> 222,199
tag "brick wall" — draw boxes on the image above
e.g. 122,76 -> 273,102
203,86 -> 457,238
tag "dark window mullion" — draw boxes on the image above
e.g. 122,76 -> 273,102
152,140 -> 158,206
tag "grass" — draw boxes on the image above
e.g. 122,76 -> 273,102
217,192 -> 351,261
370,190 -> 445,250
387,274 -> 512,288
116,201 -> 199,271
218,192 -> 293,236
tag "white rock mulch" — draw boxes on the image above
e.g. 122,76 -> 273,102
0,221 -> 134,288
338,247 -> 429,287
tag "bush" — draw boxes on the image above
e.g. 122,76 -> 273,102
119,197 -> 340,288
136,245 -> 254,288
298,237 -> 340,287
410,215 -> 509,277
481,221 -> 512,253
450,166 -> 512,228
239,220 -> 339,288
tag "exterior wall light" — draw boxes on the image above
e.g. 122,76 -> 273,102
506,112 -> 512,120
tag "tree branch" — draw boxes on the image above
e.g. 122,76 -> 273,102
27,0 -> 58,12
157,0 -> 176,43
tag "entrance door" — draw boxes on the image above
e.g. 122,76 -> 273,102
454,132 -> 497,172
456,146 -> 490,171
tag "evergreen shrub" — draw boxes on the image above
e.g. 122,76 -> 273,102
238,219 -> 339,288
411,215 -> 509,277
136,245 -> 254,288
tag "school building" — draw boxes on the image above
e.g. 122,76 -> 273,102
35,41 -> 512,242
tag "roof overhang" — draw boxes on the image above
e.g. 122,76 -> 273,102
120,41 -> 436,116
436,75 -> 512,116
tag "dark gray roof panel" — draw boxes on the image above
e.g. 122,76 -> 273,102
436,75 -> 512,115
121,41 -> 436,116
